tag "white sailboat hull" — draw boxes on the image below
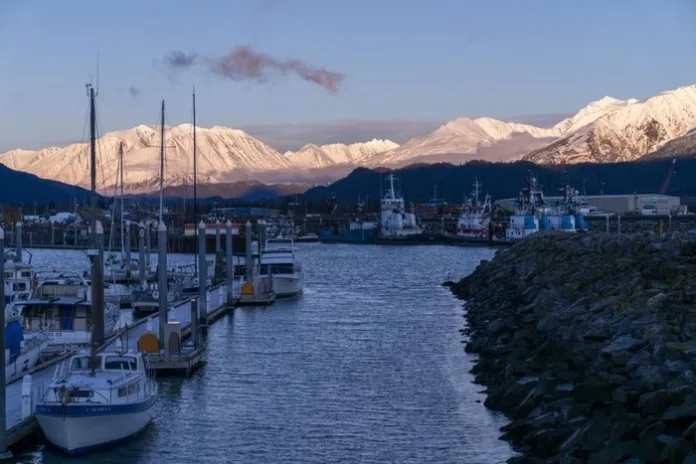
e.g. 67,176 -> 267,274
36,397 -> 156,455
271,274 -> 303,297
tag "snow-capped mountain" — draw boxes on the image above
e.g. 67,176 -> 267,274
360,117 -> 559,167
0,124 -> 295,192
524,85 -> 696,164
284,139 -> 399,168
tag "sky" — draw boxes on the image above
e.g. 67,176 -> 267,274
1,0 -> 696,152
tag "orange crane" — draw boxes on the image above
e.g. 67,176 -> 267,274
659,158 -> 676,195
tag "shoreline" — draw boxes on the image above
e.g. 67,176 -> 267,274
446,231 -> 696,463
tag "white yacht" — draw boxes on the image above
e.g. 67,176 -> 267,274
13,270 -> 120,350
260,237 -> 303,297
35,347 -> 158,455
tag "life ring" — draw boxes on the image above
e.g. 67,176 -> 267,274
151,290 -> 159,300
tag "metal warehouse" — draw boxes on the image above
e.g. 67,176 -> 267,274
495,194 -> 681,215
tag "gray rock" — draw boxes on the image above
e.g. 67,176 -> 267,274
601,335 -> 646,356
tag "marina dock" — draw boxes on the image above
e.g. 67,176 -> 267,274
0,276 -> 268,452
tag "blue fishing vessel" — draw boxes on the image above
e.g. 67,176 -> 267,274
319,220 -> 377,244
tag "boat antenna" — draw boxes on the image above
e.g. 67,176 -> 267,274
119,142 -> 125,256
192,89 -> 198,277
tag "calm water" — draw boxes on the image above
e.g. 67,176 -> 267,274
17,244 -> 514,464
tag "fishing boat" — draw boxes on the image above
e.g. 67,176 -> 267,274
35,345 -> 158,455
131,279 -> 181,319
455,178 -> 492,239
319,197 -> 377,244
378,174 -> 423,241
505,176 -> 544,242
259,237 -> 303,297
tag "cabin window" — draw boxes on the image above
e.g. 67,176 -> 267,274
12,283 -> 26,291
21,271 -> 31,278
69,388 -> 94,398
260,264 -> 294,275
104,356 -> 138,371
70,356 -> 92,371
3,272 -> 11,279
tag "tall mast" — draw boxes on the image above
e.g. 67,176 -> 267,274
192,89 -> 198,277
159,100 -> 165,224
88,84 -> 97,248
119,142 -> 124,255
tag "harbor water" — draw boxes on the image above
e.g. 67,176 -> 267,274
18,244 -> 515,463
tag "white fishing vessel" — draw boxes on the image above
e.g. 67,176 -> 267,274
260,237 -> 303,297
379,174 -> 422,238
13,270 -> 120,350
456,178 -> 492,238
3,292 -> 50,381
35,346 -> 158,455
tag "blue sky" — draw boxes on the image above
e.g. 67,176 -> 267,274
1,0 -> 695,151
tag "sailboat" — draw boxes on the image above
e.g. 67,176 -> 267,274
132,100 -> 181,315
178,90 -> 212,294
35,89 -> 158,455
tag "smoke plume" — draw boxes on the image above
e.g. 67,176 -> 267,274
162,46 -> 346,95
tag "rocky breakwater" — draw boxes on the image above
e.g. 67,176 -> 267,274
446,231 -> 696,463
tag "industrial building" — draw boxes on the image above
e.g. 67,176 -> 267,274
495,194 -> 681,215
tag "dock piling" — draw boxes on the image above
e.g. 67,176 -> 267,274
225,220 -> 233,305
158,221 -> 168,352
138,223 -> 146,284
198,221 -> 208,322
125,223 -> 131,269
190,299 -> 199,348
91,221 -> 105,347
245,221 -> 252,283
145,221 -> 152,269
215,220 -> 221,254
0,226 -> 8,457
15,222 -> 22,263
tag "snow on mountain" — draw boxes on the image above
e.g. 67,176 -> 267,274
283,139 -> 399,168
0,124 -> 293,192
524,85 -> 696,164
362,117 -> 558,167
552,96 -> 638,135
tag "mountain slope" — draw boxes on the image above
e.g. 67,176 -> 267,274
283,139 -> 398,168
141,180 -> 309,200
0,164 -> 93,205
524,85 -> 696,164
642,127 -> 696,160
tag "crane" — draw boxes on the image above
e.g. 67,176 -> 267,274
659,158 -> 676,195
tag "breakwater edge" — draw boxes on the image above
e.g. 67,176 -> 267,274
446,231 -> 696,463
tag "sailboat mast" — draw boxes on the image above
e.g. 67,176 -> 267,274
159,100 -> 165,224
193,90 -> 198,277
119,142 -> 124,255
88,85 -> 97,248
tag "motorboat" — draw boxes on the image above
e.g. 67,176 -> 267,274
35,347 -> 158,455
260,237 -> 303,297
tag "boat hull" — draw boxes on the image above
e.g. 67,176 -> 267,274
36,396 -> 156,455
318,228 -> 376,244
271,274 -> 303,297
